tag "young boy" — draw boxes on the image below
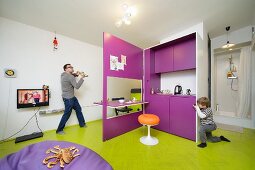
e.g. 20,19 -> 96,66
194,97 -> 230,148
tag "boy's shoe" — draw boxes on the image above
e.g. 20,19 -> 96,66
197,143 -> 207,148
56,131 -> 65,135
220,136 -> 231,142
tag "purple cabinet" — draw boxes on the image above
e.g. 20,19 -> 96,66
154,37 -> 196,73
155,47 -> 174,73
146,95 -> 170,133
145,95 -> 196,141
169,96 -> 196,141
173,39 -> 196,71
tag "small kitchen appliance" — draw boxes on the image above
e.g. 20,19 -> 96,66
174,85 -> 182,95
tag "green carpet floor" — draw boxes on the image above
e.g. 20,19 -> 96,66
0,120 -> 255,170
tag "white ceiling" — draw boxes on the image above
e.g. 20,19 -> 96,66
0,0 -> 255,48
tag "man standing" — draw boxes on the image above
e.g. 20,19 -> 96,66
56,64 -> 86,134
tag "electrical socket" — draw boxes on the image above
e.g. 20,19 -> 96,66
39,110 -> 46,115
39,108 -> 64,114
57,108 -> 64,112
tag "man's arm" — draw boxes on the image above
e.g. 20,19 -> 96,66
70,76 -> 84,89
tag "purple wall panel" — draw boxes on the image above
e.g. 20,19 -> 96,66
103,33 -> 143,79
144,49 -> 151,101
103,33 -> 143,141
144,49 -> 160,102
103,112 -> 142,141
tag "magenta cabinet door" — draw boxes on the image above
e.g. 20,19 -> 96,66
145,95 -> 170,133
155,47 -> 174,73
169,96 -> 196,141
173,38 -> 196,71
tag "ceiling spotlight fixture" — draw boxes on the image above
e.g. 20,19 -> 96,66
115,3 -> 136,27
222,26 -> 235,49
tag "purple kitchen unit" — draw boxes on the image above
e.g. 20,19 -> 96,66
103,32 -> 197,141
144,33 -> 197,141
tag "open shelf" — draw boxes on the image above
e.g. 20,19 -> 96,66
94,101 -> 149,108
227,76 -> 238,79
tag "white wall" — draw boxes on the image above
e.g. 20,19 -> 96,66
160,22 -> 204,43
211,25 -> 254,128
214,51 -> 240,114
197,24 -> 209,98
0,17 -> 103,140
252,12 -> 255,25
211,26 -> 252,50
161,70 -> 196,95
252,36 -> 255,128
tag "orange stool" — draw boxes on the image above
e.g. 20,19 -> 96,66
138,114 -> 160,145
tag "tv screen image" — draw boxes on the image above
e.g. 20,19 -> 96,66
17,89 -> 49,108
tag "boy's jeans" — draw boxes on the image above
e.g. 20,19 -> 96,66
199,123 -> 221,143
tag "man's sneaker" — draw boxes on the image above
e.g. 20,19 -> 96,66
80,124 -> 87,128
56,131 -> 65,135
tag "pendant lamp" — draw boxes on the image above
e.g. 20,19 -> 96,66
222,26 -> 235,49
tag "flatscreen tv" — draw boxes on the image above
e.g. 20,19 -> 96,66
17,89 -> 49,109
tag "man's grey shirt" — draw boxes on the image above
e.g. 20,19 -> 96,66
61,72 -> 84,99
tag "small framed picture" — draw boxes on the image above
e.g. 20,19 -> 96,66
4,68 -> 17,78
121,55 -> 127,65
110,55 -> 119,71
